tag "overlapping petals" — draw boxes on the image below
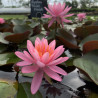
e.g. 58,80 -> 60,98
15,37 -> 69,94
77,13 -> 86,21
0,18 -> 5,24
42,3 -> 74,27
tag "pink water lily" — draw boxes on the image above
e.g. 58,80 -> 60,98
77,13 -> 86,21
0,18 -> 5,24
42,3 -> 74,27
15,38 -> 69,94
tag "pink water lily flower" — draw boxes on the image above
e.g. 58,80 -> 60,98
15,38 -> 69,94
0,18 -> 5,24
77,13 -> 86,21
42,3 -> 74,27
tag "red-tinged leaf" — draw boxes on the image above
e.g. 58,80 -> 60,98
83,41 -> 98,54
74,26 -> 98,38
57,28 -> 79,49
4,31 -> 30,43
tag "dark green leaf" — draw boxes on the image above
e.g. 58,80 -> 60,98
15,82 -> 43,98
73,50 -> 98,85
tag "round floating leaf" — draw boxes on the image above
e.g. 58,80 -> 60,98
11,19 -> 26,25
5,31 -> 30,43
0,52 -> 20,66
13,25 -> 32,34
79,33 -> 98,50
83,41 -> 98,54
57,28 -> 79,49
29,21 -> 40,28
0,71 -> 18,98
73,50 -> 98,85
0,82 -> 17,98
29,34 -> 45,44
0,23 -> 13,32
0,32 -> 12,44
15,82 -> 43,98
74,25 -> 98,38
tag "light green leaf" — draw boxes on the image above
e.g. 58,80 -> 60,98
0,52 -> 20,66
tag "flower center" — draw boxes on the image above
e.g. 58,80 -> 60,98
36,44 -> 54,57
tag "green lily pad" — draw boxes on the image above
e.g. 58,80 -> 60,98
0,52 -> 20,66
79,33 -> 98,50
29,21 -> 40,28
11,19 -> 26,25
73,50 -> 98,85
13,25 -> 32,34
15,82 -> 43,98
29,34 -> 45,44
0,32 -> 12,44
0,74 -> 18,98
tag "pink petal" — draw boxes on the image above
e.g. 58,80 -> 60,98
41,52 -> 49,63
62,18 -> 72,23
22,65 -> 39,73
44,67 -> 62,81
47,57 -> 69,66
41,38 -> 48,51
35,37 -> 41,48
42,14 -> 52,18
52,46 -> 64,61
49,40 -> 56,50
49,66 -> 67,75
36,61 -> 45,68
61,3 -> 66,11
27,40 -> 34,57
33,49 -> 40,60
23,51 -> 34,62
60,6 -> 71,16
15,51 -> 31,62
31,69 -> 43,94
48,18 -> 56,28
64,14 -> 74,17
44,7 -> 55,16
16,61 -> 32,66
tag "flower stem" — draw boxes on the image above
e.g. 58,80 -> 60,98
55,21 -> 57,38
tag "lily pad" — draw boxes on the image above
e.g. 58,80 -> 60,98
5,31 -> 30,43
13,25 -> 32,34
0,52 -> 20,66
57,28 -> 79,49
74,25 -> 98,38
79,33 -> 98,50
29,34 -> 45,44
0,32 -> 12,44
0,71 -> 18,98
83,41 -> 98,54
73,50 -> 98,85
15,82 -> 43,98
11,19 -> 26,25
